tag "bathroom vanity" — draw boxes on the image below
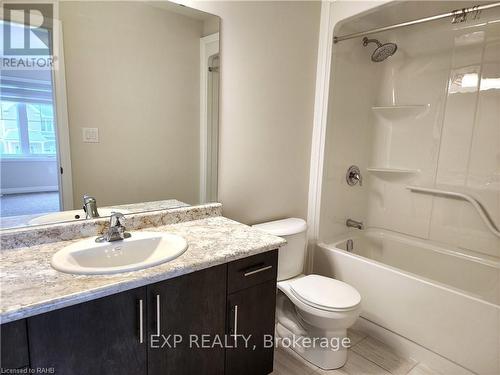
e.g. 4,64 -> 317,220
0,208 -> 285,375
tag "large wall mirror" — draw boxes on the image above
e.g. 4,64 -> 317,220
0,1 -> 220,229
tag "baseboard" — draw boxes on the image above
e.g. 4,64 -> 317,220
1,186 -> 58,195
353,317 -> 475,375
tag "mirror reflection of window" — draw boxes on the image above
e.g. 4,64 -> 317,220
0,20 -> 61,220
0,102 -> 56,156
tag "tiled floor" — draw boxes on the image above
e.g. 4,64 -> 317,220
272,330 -> 442,375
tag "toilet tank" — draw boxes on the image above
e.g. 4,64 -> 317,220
252,218 -> 307,281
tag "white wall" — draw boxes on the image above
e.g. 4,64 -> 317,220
177,1 -> 321,224
60,2 -> 205,208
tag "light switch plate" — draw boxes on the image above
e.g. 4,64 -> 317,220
82,127 -> 99,143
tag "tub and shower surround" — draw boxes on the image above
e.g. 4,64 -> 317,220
317,2 -> 500,374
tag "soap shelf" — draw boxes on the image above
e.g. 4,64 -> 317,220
367,167 -> 419,174
372,104 -> 430,120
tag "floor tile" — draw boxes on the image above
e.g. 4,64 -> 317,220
271,346 -> 316,375
347,328 -> 367,347
407,363 -> 443,375
274,346 -> 391,375
315,351 -> 392,375
351,337 -> 417,375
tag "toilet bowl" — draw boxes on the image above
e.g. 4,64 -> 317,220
276,274 -> 361,369
253,218 -> 361,370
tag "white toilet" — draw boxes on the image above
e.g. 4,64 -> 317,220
253,218 -> 361,370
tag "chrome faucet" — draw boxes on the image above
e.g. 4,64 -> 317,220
346,165 -> 363,186
96,212 -> 131,243
346,219 -> 364,230
83,194 -> 99,219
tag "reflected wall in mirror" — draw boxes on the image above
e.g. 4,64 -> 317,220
0,1 -> 220,229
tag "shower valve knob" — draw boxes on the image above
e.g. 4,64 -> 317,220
346,165 -> 363,186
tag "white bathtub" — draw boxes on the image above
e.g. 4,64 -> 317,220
315,229 -> 500,375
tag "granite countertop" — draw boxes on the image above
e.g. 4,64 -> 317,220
0,199 -> 189,230
109,199 -> 189,212
0,216 -> 285,324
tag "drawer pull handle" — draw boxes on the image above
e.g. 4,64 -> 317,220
244,265 -> 272,277
156,294 -> 161,336
139,299 -> 144,344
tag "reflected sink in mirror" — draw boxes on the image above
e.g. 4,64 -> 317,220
28,208 -> 130,225
51,231 -> 188,275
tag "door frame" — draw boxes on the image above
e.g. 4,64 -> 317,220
199,32 -> 220,204
53,19 -> 73,210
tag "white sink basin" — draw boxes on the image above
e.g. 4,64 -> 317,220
51,231 -> 188,275
29,208 -> 129,225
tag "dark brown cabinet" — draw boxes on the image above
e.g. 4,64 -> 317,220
148,264 -> 227,375
0,319 -> 29,370
226,280 -> 277,375
28,287 -> 147,375
225,250 -> 278,375
1,251 -> 278,375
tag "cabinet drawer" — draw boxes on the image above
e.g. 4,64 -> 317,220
227,250 -> 278,294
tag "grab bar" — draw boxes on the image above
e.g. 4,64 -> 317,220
407,186 -> 500,238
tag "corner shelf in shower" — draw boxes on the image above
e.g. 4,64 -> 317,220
367,167 -> 419,174
371,104 -> 430,120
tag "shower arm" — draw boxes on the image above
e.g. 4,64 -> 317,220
363,38 -> 382,47
334,2 -> 500,43
407,186 -> 500,238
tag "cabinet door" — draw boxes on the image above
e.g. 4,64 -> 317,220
28,287 -> 147,375
148,265 -> 227,375
226,280 -> 277,375
1,319 -> 29,370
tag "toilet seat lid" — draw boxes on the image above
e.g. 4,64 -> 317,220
290,275 -> 361,312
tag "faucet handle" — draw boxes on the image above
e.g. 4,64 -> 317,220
109,212 -> 126,227
96,212 -> 130,243
83,194 -> 99,218
346,165 -> 363,186
356,172 -> 363,186
83,194 -> 95,203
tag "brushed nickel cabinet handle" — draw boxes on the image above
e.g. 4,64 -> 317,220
156,294 -> 161,336
244,265 -> 272,277
233,305 -> 238,338
139,299 -> 144,344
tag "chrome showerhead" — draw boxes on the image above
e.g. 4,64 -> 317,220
362,37 -> 398,62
